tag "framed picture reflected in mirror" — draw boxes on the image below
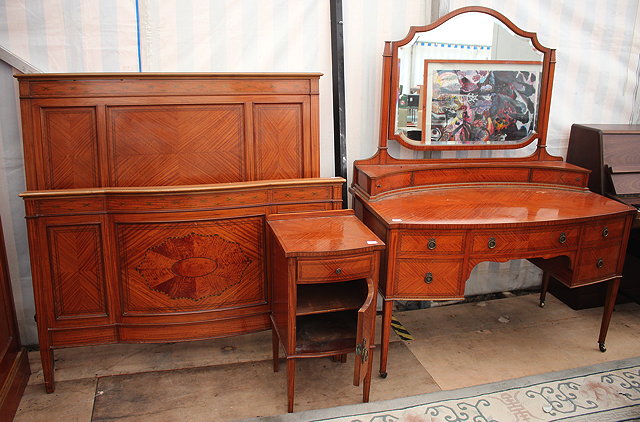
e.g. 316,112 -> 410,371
423,59 -> 542,145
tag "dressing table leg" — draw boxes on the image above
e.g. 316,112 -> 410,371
598,277 -> 621,353
539,271 -> 550,308
379,299 -> 393,378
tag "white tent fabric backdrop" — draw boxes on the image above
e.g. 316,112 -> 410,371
0,0 -> 638,344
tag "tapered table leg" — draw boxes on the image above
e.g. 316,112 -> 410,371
379,299 -> 393,378
539,271 -> 550,308
598,277 -> 621,353
287,358 -> 296,413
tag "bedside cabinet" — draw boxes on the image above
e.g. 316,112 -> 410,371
267,209 -> 384,413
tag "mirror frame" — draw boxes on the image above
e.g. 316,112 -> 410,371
385,6 -> 555,152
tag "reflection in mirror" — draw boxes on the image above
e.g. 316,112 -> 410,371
394,12 -> 544,147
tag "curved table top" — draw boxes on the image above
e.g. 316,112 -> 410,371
362,186 -> 636,229
267,210 -> 385,257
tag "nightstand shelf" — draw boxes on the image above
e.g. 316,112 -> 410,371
296,280 -> 367,316
296,311 -> 358,354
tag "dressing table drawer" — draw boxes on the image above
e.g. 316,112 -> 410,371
581,218 -> 626,245
574,245 -> 621,285
398,231 -> 465,256
297,255 -> 373,283
471,227 -> 579,255
393,259 -> 463,298
530,168 -> 588,187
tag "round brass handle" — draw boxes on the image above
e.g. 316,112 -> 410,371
602,227 -> 609,238
596,258 -> 604,269
559,232 -> 567,244
424,272 -> 433,284
427,238 -> 437,250
488,237 -> 496,249
335,268 -> 342,275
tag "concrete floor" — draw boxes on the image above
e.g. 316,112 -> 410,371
13,293 -> 640,421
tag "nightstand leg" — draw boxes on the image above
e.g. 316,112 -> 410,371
379,299 -> 393,378
272,326 -> 279,372
331,353 -> 347,363
287,358 -> 296,413
598,277 -> 621,353
363,347 -> 374,402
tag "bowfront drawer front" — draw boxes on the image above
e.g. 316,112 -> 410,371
393,259 -> 463,299
369,173 -> 412,196
529,168 -> 588,188
575,244 -> 622,285
580,218 -> 626,245
398,231 -> 465,256
471,227 -> 579,256
297,254 -> 374,283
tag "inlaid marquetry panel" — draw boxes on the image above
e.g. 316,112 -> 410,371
41,108 -> 99,189
108,105 -> 245,186
254,104 -> 303,180
117,217 -> 265,314
47,224 -> 107,319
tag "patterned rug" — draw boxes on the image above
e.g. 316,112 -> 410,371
250,357 -> 640,422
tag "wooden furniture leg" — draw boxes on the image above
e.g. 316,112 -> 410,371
539,271 -> 550,308
379,299 -> 393,378
331,354 -> 347,363
272,326 -> 279,372
363,345 -> 374,403
287,358 -> 296,413
40,347 -> 55,393
598,277 -> 621,353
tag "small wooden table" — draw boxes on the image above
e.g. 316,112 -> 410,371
267,210 -> 384,413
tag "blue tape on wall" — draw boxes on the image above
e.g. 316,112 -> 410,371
135,0 -> 142,71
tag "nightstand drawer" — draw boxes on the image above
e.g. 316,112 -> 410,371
393,259 -> 463,298
297,255 -> 374,283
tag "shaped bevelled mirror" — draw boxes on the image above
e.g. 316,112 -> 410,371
388,7 -> 553,150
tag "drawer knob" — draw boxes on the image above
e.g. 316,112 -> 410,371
335,268 -> 342,275
596,258 -> 604,269
427,238 -> 437,250
602,227 -> 609,238
488,237 -> 496,249
424,272 -> 433,284
559,232 -> 567,244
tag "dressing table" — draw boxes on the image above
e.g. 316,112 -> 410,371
349,7 -> 637,378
